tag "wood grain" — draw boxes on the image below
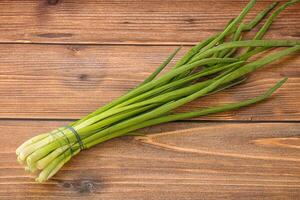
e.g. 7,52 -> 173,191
0,44 -> 299,120
1,0 -> 300,199
2,120 -> 300,200
0,0 -> 299,44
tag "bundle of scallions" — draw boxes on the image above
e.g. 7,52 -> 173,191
16,0 -> 300,182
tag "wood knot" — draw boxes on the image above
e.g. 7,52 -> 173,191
184,18 -> 195,24
77,180 -> 96,193
47,0 -> 59,5
60,179 -> 100,194
79,74 -> 88,81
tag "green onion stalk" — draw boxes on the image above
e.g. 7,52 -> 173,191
16,0 -> 300,182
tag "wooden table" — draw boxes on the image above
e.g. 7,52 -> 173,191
1,0 -> 299,199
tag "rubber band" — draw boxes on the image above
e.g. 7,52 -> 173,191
49,129 -> 71,159
57,127 -> 74,155
65,125 -> 85,150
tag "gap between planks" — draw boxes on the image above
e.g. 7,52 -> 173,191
0,117 -> 299,124
0,41 -> 196,47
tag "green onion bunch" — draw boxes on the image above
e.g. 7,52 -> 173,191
16,0 -> 300,182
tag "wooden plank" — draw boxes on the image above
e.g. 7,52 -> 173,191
0,0 -> 299,44
0,44 -> 299,120
2,120 -> 300,199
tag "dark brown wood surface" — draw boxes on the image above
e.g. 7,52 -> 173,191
0,0 -> 299,44
0,0 -> 299,199
0,44 -> 299,121
2,121 -> 300,200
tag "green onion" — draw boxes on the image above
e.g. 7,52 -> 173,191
16,0 -> 300,182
